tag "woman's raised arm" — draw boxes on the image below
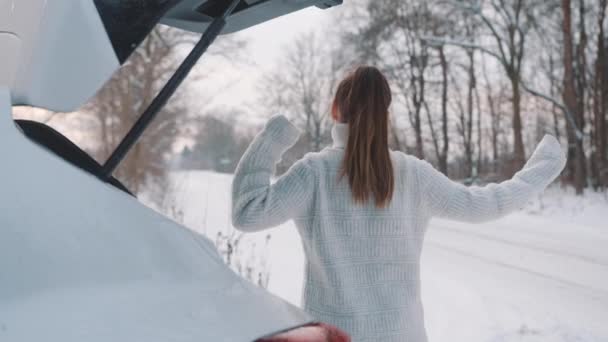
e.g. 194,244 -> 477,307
418,134 -> 567,223
231,115 -> 314,232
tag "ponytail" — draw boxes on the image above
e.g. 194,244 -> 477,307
332,66 -> 394,208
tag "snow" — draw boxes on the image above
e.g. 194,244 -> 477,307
165,170 -> 608,342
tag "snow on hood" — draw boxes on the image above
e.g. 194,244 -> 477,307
0,89 -> 311,341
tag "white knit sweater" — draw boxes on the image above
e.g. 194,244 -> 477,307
231,115 -> 567,342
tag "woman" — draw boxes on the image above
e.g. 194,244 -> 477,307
232,66 -> 566,342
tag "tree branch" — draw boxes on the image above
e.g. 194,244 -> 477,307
420,36 -> 504,63
519,81 -> 584,139
421,35 -> 585,140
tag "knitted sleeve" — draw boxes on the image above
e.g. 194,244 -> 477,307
231,115 -> 314,232
418,134 -> 567,223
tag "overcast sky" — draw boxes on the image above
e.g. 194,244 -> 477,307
189,4 -> 343,124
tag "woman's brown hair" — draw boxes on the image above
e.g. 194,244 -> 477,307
332,66 -> 394,208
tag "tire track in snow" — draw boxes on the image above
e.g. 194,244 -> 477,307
441,216 -> 608,244
425,240 -> 608,299
430,223 -> 608,269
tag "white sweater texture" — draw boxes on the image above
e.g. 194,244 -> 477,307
231,115 -> 567,342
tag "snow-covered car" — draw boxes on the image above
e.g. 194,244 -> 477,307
0,1 -> 347,341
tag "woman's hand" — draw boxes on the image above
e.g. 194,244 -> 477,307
256,323 -> 350,342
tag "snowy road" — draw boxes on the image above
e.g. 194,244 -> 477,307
422,216 -> 608,341
167,171 -> 608,342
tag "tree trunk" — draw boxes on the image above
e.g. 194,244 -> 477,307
414,109 -> 424,159
510,74 -> 526,170
562,0 -> 586,194
483,61 -> 500,173
412,43 -> 428,160
464,49 -> 476,179
411,73 -> 425,159
314,120 -> 322,152
439,46 -> 449,175
575,0 -> 588,188
594,0 -> 607,188
548,53 -> 562,140
424,101 -> 441,166
475,85 -> 483,178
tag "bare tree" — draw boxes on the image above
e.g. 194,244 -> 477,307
462,15 -> 479,178
85,27 -> 245,199
424,0 -> 553,171
358,0 -> 450,159
86,27 -> 187,195
261,32 -> 344,153
423,5 -> 455,175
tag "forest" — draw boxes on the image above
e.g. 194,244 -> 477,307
259,0 -> 608,194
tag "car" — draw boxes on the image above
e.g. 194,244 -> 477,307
0,1 -> 347,341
